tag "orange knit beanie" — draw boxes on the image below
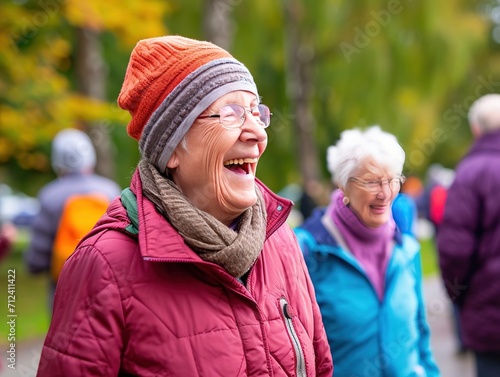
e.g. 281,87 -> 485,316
118,35 -> 258,174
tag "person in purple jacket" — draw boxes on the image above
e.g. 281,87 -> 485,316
437,93 -> 500,377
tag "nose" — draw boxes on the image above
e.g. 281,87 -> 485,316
239,113 -> 268,143
376,181 -> 392,198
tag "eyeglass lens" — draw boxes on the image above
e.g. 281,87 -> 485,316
351,177 -> 402,192
367,179 -> 400,192
219,104 -> 271,128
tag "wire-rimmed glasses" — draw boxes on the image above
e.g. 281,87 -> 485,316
349,175 -> 406,193
198,104 -> 272,129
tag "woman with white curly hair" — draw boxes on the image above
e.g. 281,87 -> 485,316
295,125 -> 440,377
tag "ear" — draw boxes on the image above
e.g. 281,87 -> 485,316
167,150 -> 180,170
470,122 -> 482,139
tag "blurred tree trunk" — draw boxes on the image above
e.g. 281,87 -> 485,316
75,27 -> 116,180
203,0 -> 234,50
282,0 -> 321,185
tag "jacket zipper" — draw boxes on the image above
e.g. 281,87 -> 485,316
279,297 -> 306,377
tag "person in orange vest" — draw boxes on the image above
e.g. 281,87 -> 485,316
24,128 -> 121,308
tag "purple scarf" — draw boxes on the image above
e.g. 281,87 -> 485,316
326,189 -> 395,300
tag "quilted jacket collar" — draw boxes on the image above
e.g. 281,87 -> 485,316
98,169 -> 292,263
467,128 -> 500,157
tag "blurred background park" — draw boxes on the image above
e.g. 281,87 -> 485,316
0,0 -> 499,373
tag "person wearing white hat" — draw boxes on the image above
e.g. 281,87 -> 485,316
24,128 -> 121,306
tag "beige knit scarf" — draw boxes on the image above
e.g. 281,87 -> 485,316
138,159 -> 267,278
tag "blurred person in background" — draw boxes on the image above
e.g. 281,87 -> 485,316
295,126 -> 440,377
437,93 -> 500,377
299,179 -> 321,221
400,174 -> 424,201
36,36 -> 333,376
1,184 -> 19,261
0,221 -> 17,262
24,128 -> 121,307
0,219 -> 16,373
415,163 -> 454,235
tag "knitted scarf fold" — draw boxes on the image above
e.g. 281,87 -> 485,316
138,159 -> 267,278
327,189 -> 395,300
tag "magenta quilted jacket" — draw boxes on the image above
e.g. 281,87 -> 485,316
36,171 -> 333,376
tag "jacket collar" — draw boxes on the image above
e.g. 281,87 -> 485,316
301,205 -> 403,252
467,129 -> 500,157
127,170 -> 292,262
299,206 -> 415,281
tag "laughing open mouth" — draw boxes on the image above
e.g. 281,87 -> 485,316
223,158 -> 257,174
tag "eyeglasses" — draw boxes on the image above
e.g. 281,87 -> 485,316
349,175 -> 406,193
198,104 -> 272,129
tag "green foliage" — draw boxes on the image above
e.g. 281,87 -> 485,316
307,0 -> 489,178
0,231 -> 50,342
1,0 -> 499,194
0,0 -> 169,192
420,237 -> 440,277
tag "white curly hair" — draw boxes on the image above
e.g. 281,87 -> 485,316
326,125 -> 405,187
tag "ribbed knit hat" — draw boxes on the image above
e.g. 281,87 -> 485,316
118,35 -> 259,174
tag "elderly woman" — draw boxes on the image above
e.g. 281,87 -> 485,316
36,36 -> 333,376
295,126 -> 440,377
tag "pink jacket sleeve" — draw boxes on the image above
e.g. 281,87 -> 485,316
37,245 -> 125,376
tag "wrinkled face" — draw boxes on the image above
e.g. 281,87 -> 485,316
167,91 -> 268,225
341,161 -> 399,228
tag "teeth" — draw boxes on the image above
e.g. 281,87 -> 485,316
223,158 -> 258,166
